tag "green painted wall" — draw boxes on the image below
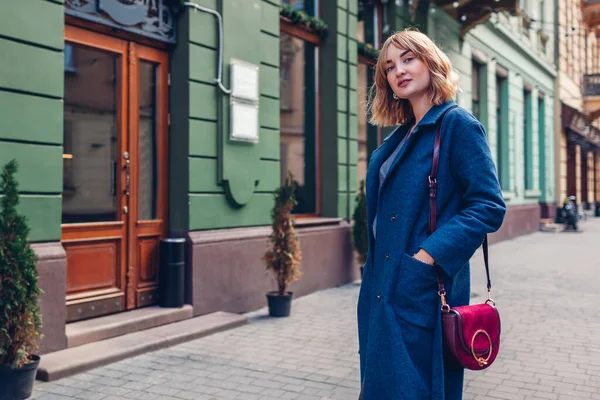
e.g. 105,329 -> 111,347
322,0 -> 359,219
0,0 -> 561,242
0,0 -> 64,242
175,0 -> 363,231
171,0 -> 278,232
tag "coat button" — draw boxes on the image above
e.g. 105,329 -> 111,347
391,215 -> 397,222
385,254 -> 390,261
377,294 -> 382,301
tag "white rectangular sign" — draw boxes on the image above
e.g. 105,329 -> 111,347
230,59 -> 259,102
230,101 -> 259,143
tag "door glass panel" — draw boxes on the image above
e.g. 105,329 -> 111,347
63,43 -> 120,224
138,61 -> 158,221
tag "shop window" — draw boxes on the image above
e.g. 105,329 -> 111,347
63,121 -> 75,193
279,1 -> 320,215
279,35 -> 299,111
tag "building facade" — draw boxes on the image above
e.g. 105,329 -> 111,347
357,0 -> 557,239
0,0 -> 533,356
556,1 -> 600,215
451,0 -> 558,237
0,0 -> 368,355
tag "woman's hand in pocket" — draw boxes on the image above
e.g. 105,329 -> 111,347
412,249 -> 435,266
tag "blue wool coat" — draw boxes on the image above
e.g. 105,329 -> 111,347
357,101 -> 506,400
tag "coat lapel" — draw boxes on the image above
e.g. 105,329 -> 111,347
365,101 -> 458,238
377,101 -> 458,199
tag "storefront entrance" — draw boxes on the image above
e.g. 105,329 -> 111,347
62,25 -> 168,322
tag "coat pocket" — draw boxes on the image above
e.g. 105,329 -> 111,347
391,252 -> 440,329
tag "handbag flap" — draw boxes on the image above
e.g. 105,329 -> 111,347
452,304 -> 501,354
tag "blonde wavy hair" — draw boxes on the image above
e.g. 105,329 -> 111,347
368,29 -> 459,126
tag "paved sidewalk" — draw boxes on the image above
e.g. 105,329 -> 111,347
32,218 -> 600,400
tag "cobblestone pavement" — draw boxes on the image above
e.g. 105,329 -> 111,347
32,217 -> 600,400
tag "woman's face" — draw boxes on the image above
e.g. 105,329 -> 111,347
384,45 -> 431,102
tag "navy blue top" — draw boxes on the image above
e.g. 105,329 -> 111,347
373,127 -> 412,239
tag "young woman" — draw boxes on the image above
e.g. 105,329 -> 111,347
357,30 -> 506,399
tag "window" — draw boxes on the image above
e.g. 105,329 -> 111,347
279,2 -> 320,215
523,86 -> 533,190
63,121 -> 75,192
357,63 -> 369,188
472,60 -> 483,120
282,0 -> 305,11
356,0 -> 383,187
496,69 -> 509,191
357,0 -> 382,48
64,43 -> 77,73
538,94 -> 546,196
279,35 -> 299,111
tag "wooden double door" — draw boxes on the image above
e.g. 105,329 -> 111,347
62,26 -> 168,322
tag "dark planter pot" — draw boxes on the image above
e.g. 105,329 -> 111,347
266,291 -> 293,317
0,355 -> 40,400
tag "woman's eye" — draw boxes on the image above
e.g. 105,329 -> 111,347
404,57 -> 413,63
386,66 -> 394,72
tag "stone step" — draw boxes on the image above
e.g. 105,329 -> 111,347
539,218 -> 563,232
37,311 -> 247,382
67,305 -> 194,348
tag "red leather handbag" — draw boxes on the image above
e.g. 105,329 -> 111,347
429,109 -> 501,370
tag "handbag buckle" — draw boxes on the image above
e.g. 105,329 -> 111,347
485,289 -> 496,307
471,329 -> 493,367
438,290 -> 451,313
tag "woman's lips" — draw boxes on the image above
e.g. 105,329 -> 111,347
398,79 -> 411,88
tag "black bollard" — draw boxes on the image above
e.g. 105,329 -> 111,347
159,238 -> 186,308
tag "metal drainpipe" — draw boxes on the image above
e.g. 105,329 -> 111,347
182,1 -> 229,186
182,2 -> 231,94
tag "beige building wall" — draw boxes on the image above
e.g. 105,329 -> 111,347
557,0 -> 600,205
588,151 -> 595,203
596,155 -> 600,200
559,126 -> 568,201
576,144 -> 582,200
558,0 -> 588,110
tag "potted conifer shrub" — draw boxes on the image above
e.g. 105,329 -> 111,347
352,179 -> 368,278
0,160 -> 43,399
262,172 -> 302,317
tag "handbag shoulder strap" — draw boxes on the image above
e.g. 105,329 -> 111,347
429,106 -> 492,294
